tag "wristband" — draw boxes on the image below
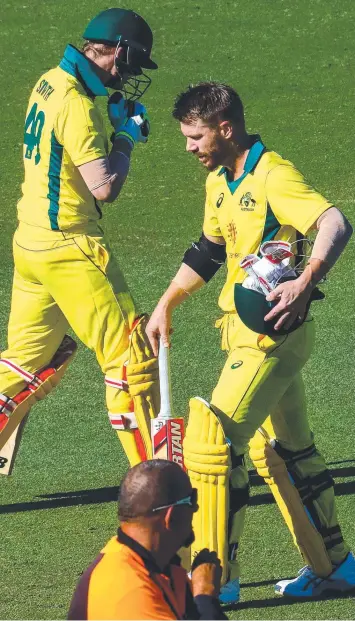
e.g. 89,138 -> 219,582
115,131 -> 135,148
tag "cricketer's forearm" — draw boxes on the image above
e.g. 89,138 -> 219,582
146,265 -> 205,354
156,265 -> 205,314
298,206 -> 353,289
172,264 -> 206,296
78,137 -> 133,203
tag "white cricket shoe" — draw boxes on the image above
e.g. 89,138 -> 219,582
219,578 -> 240,604
275,552 -> 355,598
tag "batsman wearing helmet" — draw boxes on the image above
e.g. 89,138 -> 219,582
146,82 -> 355,602
0,8 -> 160,474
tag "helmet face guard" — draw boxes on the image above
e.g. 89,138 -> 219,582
112,40 -> 152,100
121,72 -> 152,101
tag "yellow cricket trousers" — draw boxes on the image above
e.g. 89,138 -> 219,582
211,312 -> 348,578
0,222 -> 136,435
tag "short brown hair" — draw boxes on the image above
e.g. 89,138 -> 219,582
173,81 -> 244,128
82,41 -> 116,59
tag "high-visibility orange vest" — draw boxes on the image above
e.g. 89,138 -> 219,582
68,530 -> 190,620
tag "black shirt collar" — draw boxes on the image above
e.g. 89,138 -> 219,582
117,528 -> 181,575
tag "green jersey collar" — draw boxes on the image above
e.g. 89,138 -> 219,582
243,135 -> 265,173
217,135 -> 266,195
218,135 -> 265,177
59,45 -> 108,97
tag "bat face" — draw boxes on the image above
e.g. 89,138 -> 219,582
151,418 -> 185,470
0,417 -> 28,476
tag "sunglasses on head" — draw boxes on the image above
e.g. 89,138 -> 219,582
152,488 -> 198,513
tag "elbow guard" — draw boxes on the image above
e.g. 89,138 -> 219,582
182,233 -> 226,282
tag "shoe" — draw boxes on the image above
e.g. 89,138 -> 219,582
275,552 -> 355,598
219,578 -> 240,604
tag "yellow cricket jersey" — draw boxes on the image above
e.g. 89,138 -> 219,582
17,45 -> 109,232
203,137 -> 333,312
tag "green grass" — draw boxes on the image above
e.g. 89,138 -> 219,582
1,0 -> 355,618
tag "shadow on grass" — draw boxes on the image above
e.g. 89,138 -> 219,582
241,577 -> 282,588
224,588 -> 355,612
0,485 -> 120,514
1,460 -> 354,514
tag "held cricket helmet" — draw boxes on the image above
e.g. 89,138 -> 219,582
83,8 -> 158,100
234,279 -> 325,336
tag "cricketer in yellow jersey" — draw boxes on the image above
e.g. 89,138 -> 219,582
146,82 -> 355,602
0,8 -> 160,473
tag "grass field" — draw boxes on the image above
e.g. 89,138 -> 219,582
1,0 -> 355,619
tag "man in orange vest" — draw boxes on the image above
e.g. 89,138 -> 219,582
68,459 -> 227,620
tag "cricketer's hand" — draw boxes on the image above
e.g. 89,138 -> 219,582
265,275 -> 313,330
146,304 -> 172,357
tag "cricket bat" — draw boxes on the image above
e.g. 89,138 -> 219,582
151,341 -> 185,470
0,415 -> 28,476
151,341 -> 191,572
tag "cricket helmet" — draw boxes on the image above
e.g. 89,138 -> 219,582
83,8 -> 157,99
234,279 -> 324,336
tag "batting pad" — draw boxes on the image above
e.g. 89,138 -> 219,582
249,428 -> 333,577
184,397 -> 231,584
126,315 -> 160,461
0,335 -> 77,457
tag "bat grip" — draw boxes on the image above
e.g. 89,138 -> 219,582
158,339 -> 174,419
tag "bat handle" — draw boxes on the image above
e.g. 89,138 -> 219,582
158,338 -> 174,419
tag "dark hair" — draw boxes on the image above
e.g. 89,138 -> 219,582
173,81 -> 244,128
118,459 -> 189,521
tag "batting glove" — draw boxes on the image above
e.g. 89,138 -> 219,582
108,92 -> 128,131
115,102 -> 150,147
